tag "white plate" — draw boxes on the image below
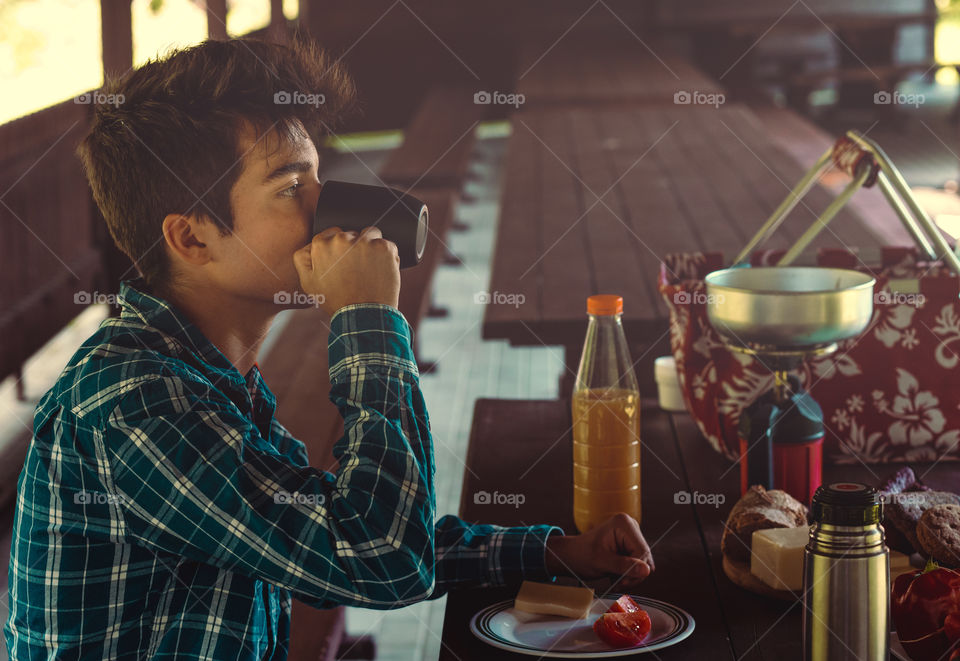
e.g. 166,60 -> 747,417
469,595 -> 695,658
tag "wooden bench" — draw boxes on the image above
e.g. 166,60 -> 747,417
395,188 -> 458,369
379,83 -> 485,368
378,85 -> 486,189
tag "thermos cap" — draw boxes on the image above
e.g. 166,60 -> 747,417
811,482 -> 882,526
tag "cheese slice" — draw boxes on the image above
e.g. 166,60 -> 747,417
751,525 -> 809,591
750,527 -> 914,592
513,580 -> 594,619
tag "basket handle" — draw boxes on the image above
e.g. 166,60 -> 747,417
731,130 -> 958,275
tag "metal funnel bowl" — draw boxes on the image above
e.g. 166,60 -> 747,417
704,267 -> 876,349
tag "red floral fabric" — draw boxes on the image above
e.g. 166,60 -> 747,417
658,248 -> 960,464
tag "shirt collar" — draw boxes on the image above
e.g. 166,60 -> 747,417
117,276 -> 250,384
116,277 -> 279,433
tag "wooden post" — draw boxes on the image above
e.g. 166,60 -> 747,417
268,0 -> 288,43
99,0 -> 133,79
207,0 -> 228,40
298,0 -> 318,41
97,0 -> 136,311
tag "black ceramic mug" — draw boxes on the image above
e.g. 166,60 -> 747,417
313,180 -> 428,269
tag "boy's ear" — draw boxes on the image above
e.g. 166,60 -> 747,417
161,212 -> 212,267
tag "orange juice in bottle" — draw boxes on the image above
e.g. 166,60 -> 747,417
572,294 -> 641,533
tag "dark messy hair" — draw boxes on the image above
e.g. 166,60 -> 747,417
76,35 -> 358,289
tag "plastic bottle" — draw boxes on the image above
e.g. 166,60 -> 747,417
572,294 -> 642,533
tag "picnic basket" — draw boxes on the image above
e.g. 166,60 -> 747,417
658,131 -> 960,464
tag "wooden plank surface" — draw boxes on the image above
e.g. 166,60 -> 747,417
749,103 -> 914,247
483,103 -> 899,354
439,398 -> 736,661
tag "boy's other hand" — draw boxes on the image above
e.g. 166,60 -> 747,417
544,513 -> 654,592
293,226 -> 400,315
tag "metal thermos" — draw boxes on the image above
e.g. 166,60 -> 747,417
802,482 -> 890,661
313,180 -> 428,269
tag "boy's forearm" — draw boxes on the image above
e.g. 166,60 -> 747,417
327,303 -> 434,489
324,303 -> 438,603
424,515 -> 564,598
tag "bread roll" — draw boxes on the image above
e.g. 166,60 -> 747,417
721,485 -> 809,563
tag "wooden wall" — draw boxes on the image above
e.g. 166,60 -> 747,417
0,99 -> 121,388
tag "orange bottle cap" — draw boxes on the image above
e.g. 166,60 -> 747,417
587,294 -> 623,315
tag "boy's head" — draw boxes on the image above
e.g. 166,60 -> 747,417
76,36 -> 357,304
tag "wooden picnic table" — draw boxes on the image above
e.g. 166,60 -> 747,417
482,102 -> 910,393
437,398 -> 958,660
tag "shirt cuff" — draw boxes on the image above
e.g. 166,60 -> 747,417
487,525 -> 565,585
328,303 -> 418,382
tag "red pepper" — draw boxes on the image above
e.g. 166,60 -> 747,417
892,562 -> 960,661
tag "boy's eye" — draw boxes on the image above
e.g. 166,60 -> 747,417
279,182 -> 301,198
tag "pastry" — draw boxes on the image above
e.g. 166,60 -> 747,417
886,490 -> 960,554
917,503 -> 960,569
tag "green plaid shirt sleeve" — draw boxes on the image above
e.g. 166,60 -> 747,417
4,280 -> 561,661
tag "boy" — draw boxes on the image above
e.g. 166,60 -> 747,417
4,36 -> 653,660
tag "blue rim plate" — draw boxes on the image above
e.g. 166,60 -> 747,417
469,595 -> 696,658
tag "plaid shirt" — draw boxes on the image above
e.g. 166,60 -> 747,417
4,277 -> 562,660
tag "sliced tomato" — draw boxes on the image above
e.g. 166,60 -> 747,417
593,610 -> 652,648
607,595 -> 641,614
